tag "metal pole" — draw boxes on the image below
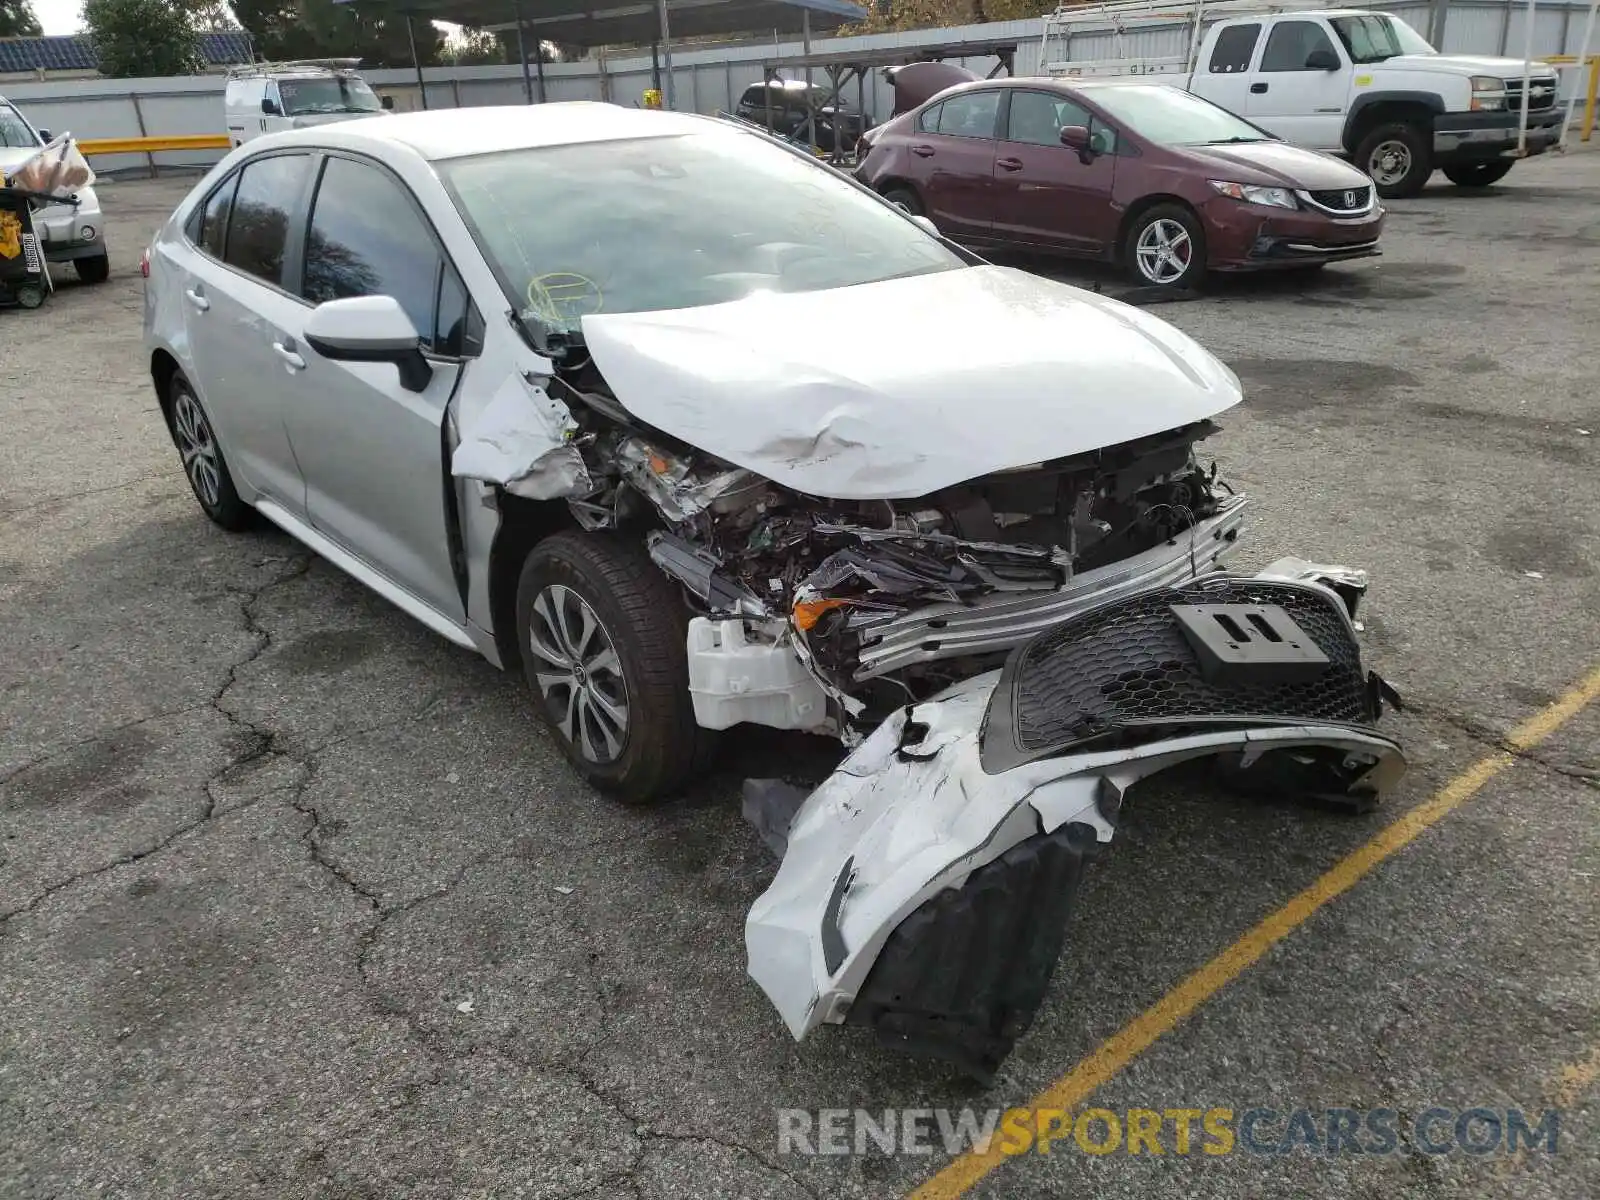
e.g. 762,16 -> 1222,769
536,42 -> 548,102
514,0 -> 534,104
657,0 -> 676,109
803,9 -> 816,154
1517,0 -> 1537,153
651,41 -> 661,91
406,16 -> 428,110
1428,0 -> 1450,47
1562,1 -> 1600,146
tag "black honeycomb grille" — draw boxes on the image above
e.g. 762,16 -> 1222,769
1010,579 -> 1372,753
1307,186 -> 1371,212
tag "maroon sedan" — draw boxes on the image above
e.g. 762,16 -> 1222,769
856,78 -> 1383,289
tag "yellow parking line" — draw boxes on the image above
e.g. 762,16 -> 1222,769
909,662 -> 1600,1200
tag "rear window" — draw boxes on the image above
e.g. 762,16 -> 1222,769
222,153 -> 313,288
1208,24 -> 1260,73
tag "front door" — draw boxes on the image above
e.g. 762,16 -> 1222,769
907,89 -> 1003,240
1245,19 -> 1350,148
278,152 -> 468,622
990,89 -> 1119,254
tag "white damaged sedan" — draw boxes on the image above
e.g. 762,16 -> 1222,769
144,103 -> 1404,1079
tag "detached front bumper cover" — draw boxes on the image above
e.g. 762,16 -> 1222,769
745,568 -> 1404,1079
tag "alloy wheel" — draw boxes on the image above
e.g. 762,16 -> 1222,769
527,583 -> 631,765
1135,218 -> 1192,286
173,389 -> 222,509
1368,140 -> 1412,188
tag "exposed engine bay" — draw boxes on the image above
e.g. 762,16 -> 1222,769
549,362 -> 1238,734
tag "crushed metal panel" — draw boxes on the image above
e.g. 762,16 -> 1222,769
450,371 -> 590,500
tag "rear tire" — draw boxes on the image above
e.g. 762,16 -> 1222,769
74,253 -> 110,284
169,373 -> 252,531
515,531 -> 715,804
1442,161 -> 1513,188
881,185 -> 923,216
1123,203 -> 1206,289
1357,122 -> 1432,198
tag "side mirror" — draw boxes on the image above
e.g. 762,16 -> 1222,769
304,296 -> 433,393
381,95 -> 395,111
1305,48 -> 1340,70
261,97 -> 280,115
36,129 -> 52,142
1060,124 -> 1094,162
909,214 -> 939,237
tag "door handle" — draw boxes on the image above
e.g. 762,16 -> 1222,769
184,287 -> 209,312
272,340 -> 306,371
912,144 -> 935,157
996,156 -> 1024,171
1250,82 -> 1268,94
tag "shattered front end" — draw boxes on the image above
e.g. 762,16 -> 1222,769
745,568 -> 1404,1081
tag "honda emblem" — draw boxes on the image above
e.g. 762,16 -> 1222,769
1344,190 -> 1358,207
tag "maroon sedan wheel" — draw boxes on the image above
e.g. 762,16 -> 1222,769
1124,204 -> 1206,289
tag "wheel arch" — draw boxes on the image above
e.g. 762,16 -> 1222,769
1342,94 -> 1444,153
150,348 -> 182,434
486,491 -> 577,672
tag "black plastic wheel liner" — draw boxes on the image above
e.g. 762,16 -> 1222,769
848,820 -> 1099,1084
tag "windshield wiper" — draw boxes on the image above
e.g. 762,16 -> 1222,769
1206,136 -> 1268,144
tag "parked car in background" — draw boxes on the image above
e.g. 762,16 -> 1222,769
0,95 -> 110,284
224,59 -> 392,147
1041,2 -> 1563,198
143,103 -> 1402,1079
857,78 -> 1384,288
734,79 -> 868,152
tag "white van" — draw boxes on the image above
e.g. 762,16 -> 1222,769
224,60 -> 391,147
0,93 -> 110,283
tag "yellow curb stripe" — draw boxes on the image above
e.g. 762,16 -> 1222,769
909,663 -> 1600,1200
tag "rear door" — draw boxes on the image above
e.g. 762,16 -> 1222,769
177,151 -> 317,514
907,89 -> 1003,239
1245,18 -> 1350,147
1194,22 -> 1263,118
280,152 -> 472,622
990,89 -> 1119,254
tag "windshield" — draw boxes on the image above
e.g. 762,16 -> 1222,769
0,102 -> 40,149
1088,84 -> 1271,145
439,130 -> 963,337
1330,15 -> 1437,63
277,76 -> 382,116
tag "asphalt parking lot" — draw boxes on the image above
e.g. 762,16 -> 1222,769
3,148 -> 1598,1200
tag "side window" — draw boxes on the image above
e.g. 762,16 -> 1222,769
1208,23 -> 1261,73
300,156 -> 445,350
1005,90 -> 1092,147
223,153 -> 311,287
935,91 -> 1001,139
434,263 -> 482,358
917,102 -> 943,133
739,85 -> 764,109
194,173 -> 239,258
1260,21 -> 1339,71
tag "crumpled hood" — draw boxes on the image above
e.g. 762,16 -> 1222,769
580,265 -> 1242,500
1183,140 -> 1372,190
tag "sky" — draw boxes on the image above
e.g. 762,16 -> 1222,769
34,0 -> 83,35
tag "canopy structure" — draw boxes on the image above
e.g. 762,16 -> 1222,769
335,0 -> 867,110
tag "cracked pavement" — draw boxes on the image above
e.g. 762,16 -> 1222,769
3,155 -> 1598,1199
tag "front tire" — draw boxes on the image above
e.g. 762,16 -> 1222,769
169,374 -> 251,531
1124,203 -> 1206,289
515,531 -> 714,804
1357,122 -> 1432,198
881,185 -> 923,216
73,253 -> 111,284
1443,161 -> 1513,188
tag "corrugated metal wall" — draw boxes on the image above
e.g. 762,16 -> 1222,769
3,0 -> 1594,175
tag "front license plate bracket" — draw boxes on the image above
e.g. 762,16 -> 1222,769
1170,602 -> 1330,685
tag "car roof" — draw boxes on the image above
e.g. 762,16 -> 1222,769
250,102 -> 716,163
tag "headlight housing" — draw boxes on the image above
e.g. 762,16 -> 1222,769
1470,75 -> 1506,111
1208,180 -> 1298,209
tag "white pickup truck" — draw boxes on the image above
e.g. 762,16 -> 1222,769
1041,1 -> 1564,197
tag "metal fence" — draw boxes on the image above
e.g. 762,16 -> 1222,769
3,0 -> 1595,176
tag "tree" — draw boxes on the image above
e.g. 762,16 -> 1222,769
440,27 -> 504,66
231,0 -> 442,68
0,0 -> 43,38
83,0 -> 204,78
